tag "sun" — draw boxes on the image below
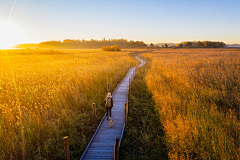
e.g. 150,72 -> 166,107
0,22 -> 27,49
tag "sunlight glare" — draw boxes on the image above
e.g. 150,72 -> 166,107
0,22 -> 27,49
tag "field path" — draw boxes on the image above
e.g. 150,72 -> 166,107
80,56 -> 145,160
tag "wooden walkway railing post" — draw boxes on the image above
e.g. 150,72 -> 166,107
114,137 -> 120,160
124,103 -> 128,131
131,74 -> 133,85
64,136 -> 70,160
128,78 -> 131,102
116,73 -> 117,86
121,70 -> 123,79
111,78 -> 112,93
128,87 -> 129,102
108,83 -> 110,92
92,103 -> 97,129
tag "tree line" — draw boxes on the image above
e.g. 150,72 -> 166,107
37,38 -> 146,49
176,41 -> 226,48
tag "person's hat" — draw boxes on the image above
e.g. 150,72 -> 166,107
107,92 -> 112,97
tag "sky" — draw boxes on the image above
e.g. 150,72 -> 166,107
0,0 -> 239,48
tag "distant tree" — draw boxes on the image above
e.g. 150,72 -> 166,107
176,44 -> 183,48
150,43 -> 154,47
219,43 -> 224,48
186,41 -> 193,47
198,41 -> 204,47
165,44 -> 168,48
162,45 -> 164,48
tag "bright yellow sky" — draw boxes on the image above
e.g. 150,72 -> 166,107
0,22 -> 28,49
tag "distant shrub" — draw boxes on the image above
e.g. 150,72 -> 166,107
102,45 -> 121,51
172,46 -> 176,49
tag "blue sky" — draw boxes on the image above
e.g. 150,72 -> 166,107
0,0 -> 239,45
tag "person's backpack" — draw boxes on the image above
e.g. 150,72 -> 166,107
105,97 -> 111,108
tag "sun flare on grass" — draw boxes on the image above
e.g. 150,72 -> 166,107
0,22 -> 27,49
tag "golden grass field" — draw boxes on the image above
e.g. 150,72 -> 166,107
143,48 -> 240,159
1,48 -> 239,159
0,49 -> 136,159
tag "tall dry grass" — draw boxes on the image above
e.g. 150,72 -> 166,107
0,49 -> 135,159
143,49 -> 240,159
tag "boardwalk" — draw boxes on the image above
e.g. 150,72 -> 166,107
80,56 -> 145,160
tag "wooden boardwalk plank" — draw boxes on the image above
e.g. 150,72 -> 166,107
80,56 -> 145,160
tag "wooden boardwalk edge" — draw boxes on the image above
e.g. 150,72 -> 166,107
80,55 -> 145,160
80,74 -> 128,160
80,113 -> 107,160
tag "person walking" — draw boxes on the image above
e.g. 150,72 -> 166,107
105,92 -> 113,120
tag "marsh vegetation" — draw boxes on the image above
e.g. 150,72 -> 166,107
0,49 -> 136,159
144,48 -> 240,159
